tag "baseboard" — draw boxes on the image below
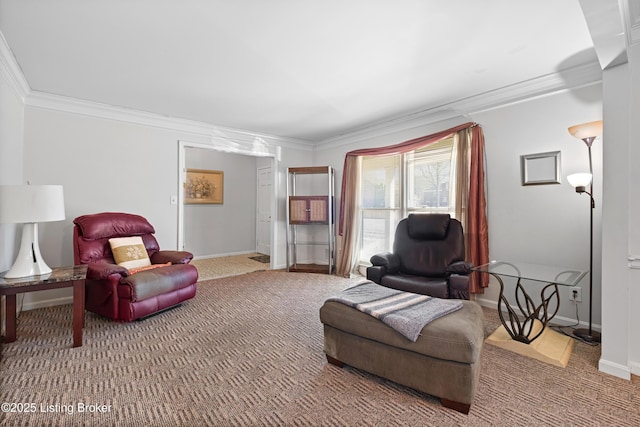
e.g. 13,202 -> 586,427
193,250 -> 257,260
599,358 -> 632,380
22,295 -> 73,312
474,297 -> 601,331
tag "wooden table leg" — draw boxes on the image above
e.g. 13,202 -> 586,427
5,294 -> 17,343
72,280 -> 84,347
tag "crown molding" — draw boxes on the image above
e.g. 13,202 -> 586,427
0,31 -> 30,102
25,90 -> 315,151
316,62 -> 603,150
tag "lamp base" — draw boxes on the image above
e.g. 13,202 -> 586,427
573,328 -> 601,344
4,223 -> 52,279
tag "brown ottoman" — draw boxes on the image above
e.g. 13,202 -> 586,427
319,299 -> 484,414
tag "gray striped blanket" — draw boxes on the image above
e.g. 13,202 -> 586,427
327,280 -> 463,342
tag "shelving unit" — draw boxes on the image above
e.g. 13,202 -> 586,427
285,166 -> 335,274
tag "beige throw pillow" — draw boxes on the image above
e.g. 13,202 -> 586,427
109,236 -> 151,269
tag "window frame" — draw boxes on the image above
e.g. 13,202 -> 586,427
358,137 -> 455,263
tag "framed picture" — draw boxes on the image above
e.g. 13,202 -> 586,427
520,151 -> 561,186
185,169 -> 224,204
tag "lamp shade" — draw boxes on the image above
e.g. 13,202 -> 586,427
567,173 -> 592,189
568,120 -> 603,140
0,185 -> 65,224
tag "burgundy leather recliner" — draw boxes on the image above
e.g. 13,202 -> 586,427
366,213 -> 471,300
73,212 -> 198,321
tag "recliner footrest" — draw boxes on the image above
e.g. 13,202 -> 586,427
119,264 -> 198,301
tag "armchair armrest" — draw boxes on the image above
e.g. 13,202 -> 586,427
448,274 -> 470,300
86,262 -> 129,280
151,250 -> 194,265
446,261 -> 474,275
366,265 -> 387,284
369,252 -> 401,273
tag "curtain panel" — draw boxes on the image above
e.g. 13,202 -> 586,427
336,122 -> 489,294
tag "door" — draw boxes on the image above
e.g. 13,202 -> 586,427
256,166 -> 272,255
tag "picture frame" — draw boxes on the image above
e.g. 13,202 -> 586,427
520,151 -> 561,186
184,169 -> 224,204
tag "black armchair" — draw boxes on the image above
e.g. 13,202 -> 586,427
366,213 -> 472,299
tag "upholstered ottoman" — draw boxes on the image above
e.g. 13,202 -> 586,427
319,297 -> 484,414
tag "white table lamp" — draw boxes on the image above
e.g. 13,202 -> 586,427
0,185 -> 65,278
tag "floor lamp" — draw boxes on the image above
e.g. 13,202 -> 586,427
567,120 -> 602,344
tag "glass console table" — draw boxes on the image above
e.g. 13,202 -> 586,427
473,260 -> 587,367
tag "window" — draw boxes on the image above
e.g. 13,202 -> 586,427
359,137 -> 455,262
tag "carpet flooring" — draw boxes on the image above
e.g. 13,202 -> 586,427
1,271 -> 639,426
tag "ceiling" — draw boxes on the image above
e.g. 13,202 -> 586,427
0,1 -> 598,143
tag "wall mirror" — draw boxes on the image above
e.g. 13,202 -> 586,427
520,151 -> 561,186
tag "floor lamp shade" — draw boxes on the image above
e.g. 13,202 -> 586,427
0,185 -> 65,278
568,120 -> 603,142
567,173 -> 592,192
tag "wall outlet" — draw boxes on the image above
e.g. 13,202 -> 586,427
569,286 -> 582,303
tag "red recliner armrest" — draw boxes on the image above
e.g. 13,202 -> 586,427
87,262 -> 129,280
151,250 -> 194,265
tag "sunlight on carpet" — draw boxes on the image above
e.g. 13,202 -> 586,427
190,254 -> 269,281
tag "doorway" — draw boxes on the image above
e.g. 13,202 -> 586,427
177,141 -> 277,269
256,165 -> 272,255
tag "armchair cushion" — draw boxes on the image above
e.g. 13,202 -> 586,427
120,264 -> 196,301
381,274 -> 449,299
75,212 -> 155,240
407,213 -> 450,240
129,262 -> 172,275
109,236 -> 151,269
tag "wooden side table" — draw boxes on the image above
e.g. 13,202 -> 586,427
1,265 -> 87,348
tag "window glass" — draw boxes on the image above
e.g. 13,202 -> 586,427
406,138 -> 454,212
361,155 -> 401,208
360,155 -> 401,260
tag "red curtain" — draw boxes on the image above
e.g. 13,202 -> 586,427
468,125 -> 490,292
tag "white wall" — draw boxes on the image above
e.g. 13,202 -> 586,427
315,85 -> 603,327
0,60 -> 24,271
627,41 -> 640,378
597,39 -> 640,378
184,148 -> 257,257
599,62 -> 631,378
0,53 -> 25,333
